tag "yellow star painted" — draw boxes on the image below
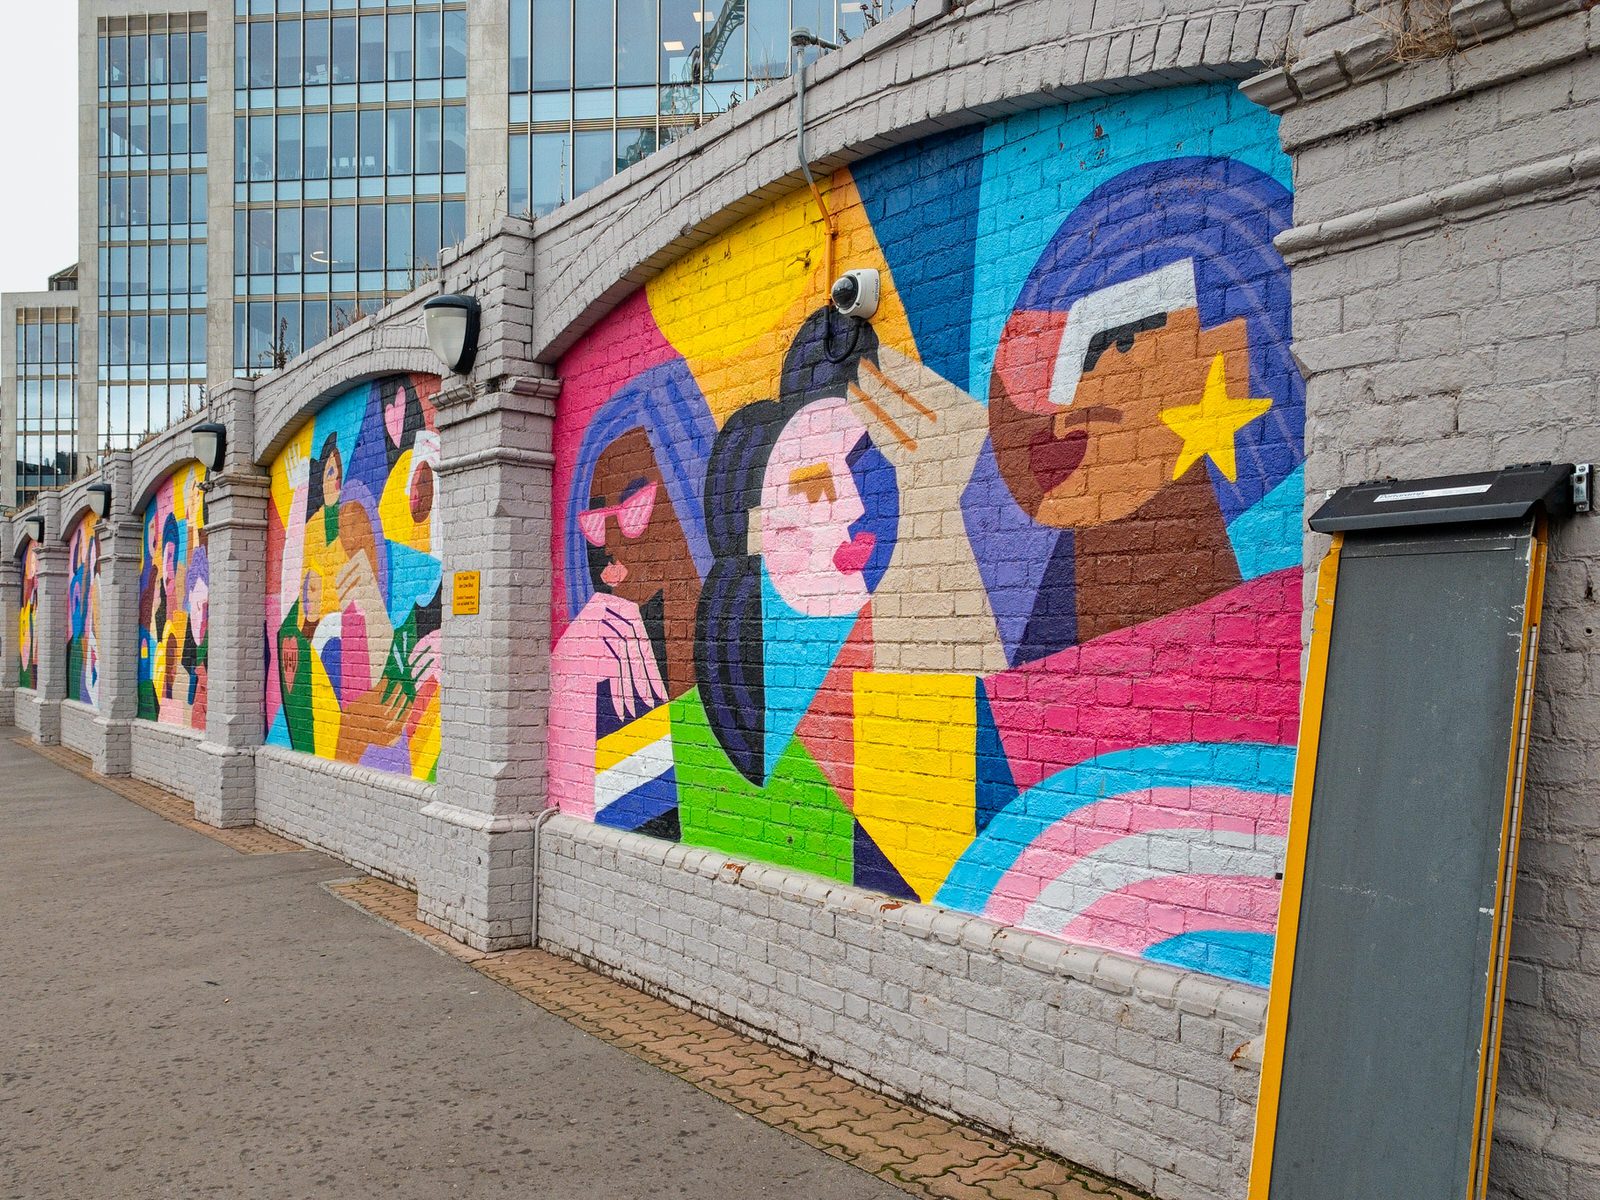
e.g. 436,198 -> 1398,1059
1160,353 -> 1273,482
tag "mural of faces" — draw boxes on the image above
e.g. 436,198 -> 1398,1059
17,540 -> 39,690
138,463 -> 209,729
65,514 -> 103,707
265,373 -> 443,781
550,86 -> 1304,987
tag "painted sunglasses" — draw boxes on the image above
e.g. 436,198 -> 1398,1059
578,481 -> 659,546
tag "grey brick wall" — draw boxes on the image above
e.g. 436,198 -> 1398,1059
1247,7 -> 1600,1195
129,720 -> 212,807
59,700 -> 101,760
537,816 -> 1266,1200
255,746 -> 432,886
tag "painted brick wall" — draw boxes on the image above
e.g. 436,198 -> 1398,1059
547,82 -> 1305,993
263,373 -> 443,782
538,814 -> 1267,1200
64,514 -> 102,707
59,698 -> 100,760
137,463 -> 209,731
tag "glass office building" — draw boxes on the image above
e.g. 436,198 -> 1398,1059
507,0 -> 905,216
5,267 -> 82,508
229,0 -> 469,373
94,10 -> 211,453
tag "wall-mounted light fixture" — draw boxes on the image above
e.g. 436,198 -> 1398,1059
86,483 -> 113,520
24,515 -> 45,544
191,423 -> 227,474
423,295 -> 481,375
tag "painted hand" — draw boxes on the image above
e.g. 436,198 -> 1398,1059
283,442 -> 311,492
847,347 -> 1008,675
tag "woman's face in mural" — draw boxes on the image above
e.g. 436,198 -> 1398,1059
760,396 -> 874,618
580,428 -> 691,609
322,445 -> 344,507
191,578 -> 210,639
989,261 -> 1252,529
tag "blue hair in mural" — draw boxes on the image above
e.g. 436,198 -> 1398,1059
563,359 -> 717,620
1011,155 -> 1301,521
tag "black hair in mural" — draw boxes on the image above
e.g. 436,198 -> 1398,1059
307,433 -> 343,514
695,310 -> 883,785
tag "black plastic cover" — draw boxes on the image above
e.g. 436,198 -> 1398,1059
1309,462 -> 1576,532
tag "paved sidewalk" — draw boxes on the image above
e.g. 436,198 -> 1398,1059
0,735 -> 903,1200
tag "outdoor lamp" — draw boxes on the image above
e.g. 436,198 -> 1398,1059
191,423 -> 227,473
86,483 -> 113,519
24,515 -> 45,544
423,294 -> 481,375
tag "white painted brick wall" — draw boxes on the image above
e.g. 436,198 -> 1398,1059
130,720 -> 213,807
255,746 -> 432,886
537,815 -> 1265,1200
59,700 -> 100,759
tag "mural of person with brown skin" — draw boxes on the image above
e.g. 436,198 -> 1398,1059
980,157 -> 1299,658
549,360 -> 717,821
582,427 -> 702,698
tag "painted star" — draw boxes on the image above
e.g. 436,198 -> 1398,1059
1160,353 -> 1273,482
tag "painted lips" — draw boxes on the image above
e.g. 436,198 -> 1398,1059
833,531 -> 877,574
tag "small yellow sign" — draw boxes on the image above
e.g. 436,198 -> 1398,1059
453,571 -> 481,616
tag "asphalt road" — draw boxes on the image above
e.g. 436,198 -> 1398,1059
0,734 -> 902,1200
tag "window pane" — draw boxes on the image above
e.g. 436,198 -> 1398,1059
150,35 -> 169,85
617,0 -> 656,86
172,102 -> 191,154
277,19 -> 303,86
331,109 -> 357,176
531,131 -> 569,215
331,16 -> 357,84
305,206 -> 330,270
442,11 -> 466,78
191,103 -> 207,154
250,114 -> 275,179
192,32 -> 208,83
661,1 -> 699,84
442,104 -> 466,174
386,203 -> 411,271
386,108 -> 413,175
305,18 -> 331,84
574,129 -> 613,197
250,20 -> 274,87
416,11 -> 442,78
509,0 -> 530,92
415,105 -> 441,173
249,208 -> 274,273
129,35 -> 148,85
302,111 -> 330,179
277,113 -> 303,180
171,32 -> 190,84
359,107 -> 384,175
277,208 -> 302,272
574,2 -> 614,88
386,14 -> 413,81
531,0 -> 571,91
413,199 -> 441,267
331,203 -> 356,270
441,199 -> 465,250
357,204 -> 383,271
508,134 -> 530,216
358,16 -> 384,82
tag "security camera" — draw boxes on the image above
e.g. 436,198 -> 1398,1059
830,268 -> 880,320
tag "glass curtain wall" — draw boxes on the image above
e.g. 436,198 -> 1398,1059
96,12 -> 210,453
14,306 -> 81,507
507,0 -> 905,216
231,0 -> 469,375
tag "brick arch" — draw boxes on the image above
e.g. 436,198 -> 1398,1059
132,423 -> 209,516
526,0 -> 1297,360
251,295 -> 439,463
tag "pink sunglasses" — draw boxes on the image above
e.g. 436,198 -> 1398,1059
578,481 -> 659,547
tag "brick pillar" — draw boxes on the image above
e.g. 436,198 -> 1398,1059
194,466 -> 271,828
28,495 -> 67,745
0,527 -> 17,728
88,456 -> 139,775
417,375 -> 559,950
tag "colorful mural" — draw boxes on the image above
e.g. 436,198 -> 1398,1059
65,514 -> 104,706
550,84 -> 1303,987
18,539 -> 39,690
138,464 -> 210,729
265,374 -> 443,781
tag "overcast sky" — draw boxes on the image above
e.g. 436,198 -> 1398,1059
0,5 -> 81,298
